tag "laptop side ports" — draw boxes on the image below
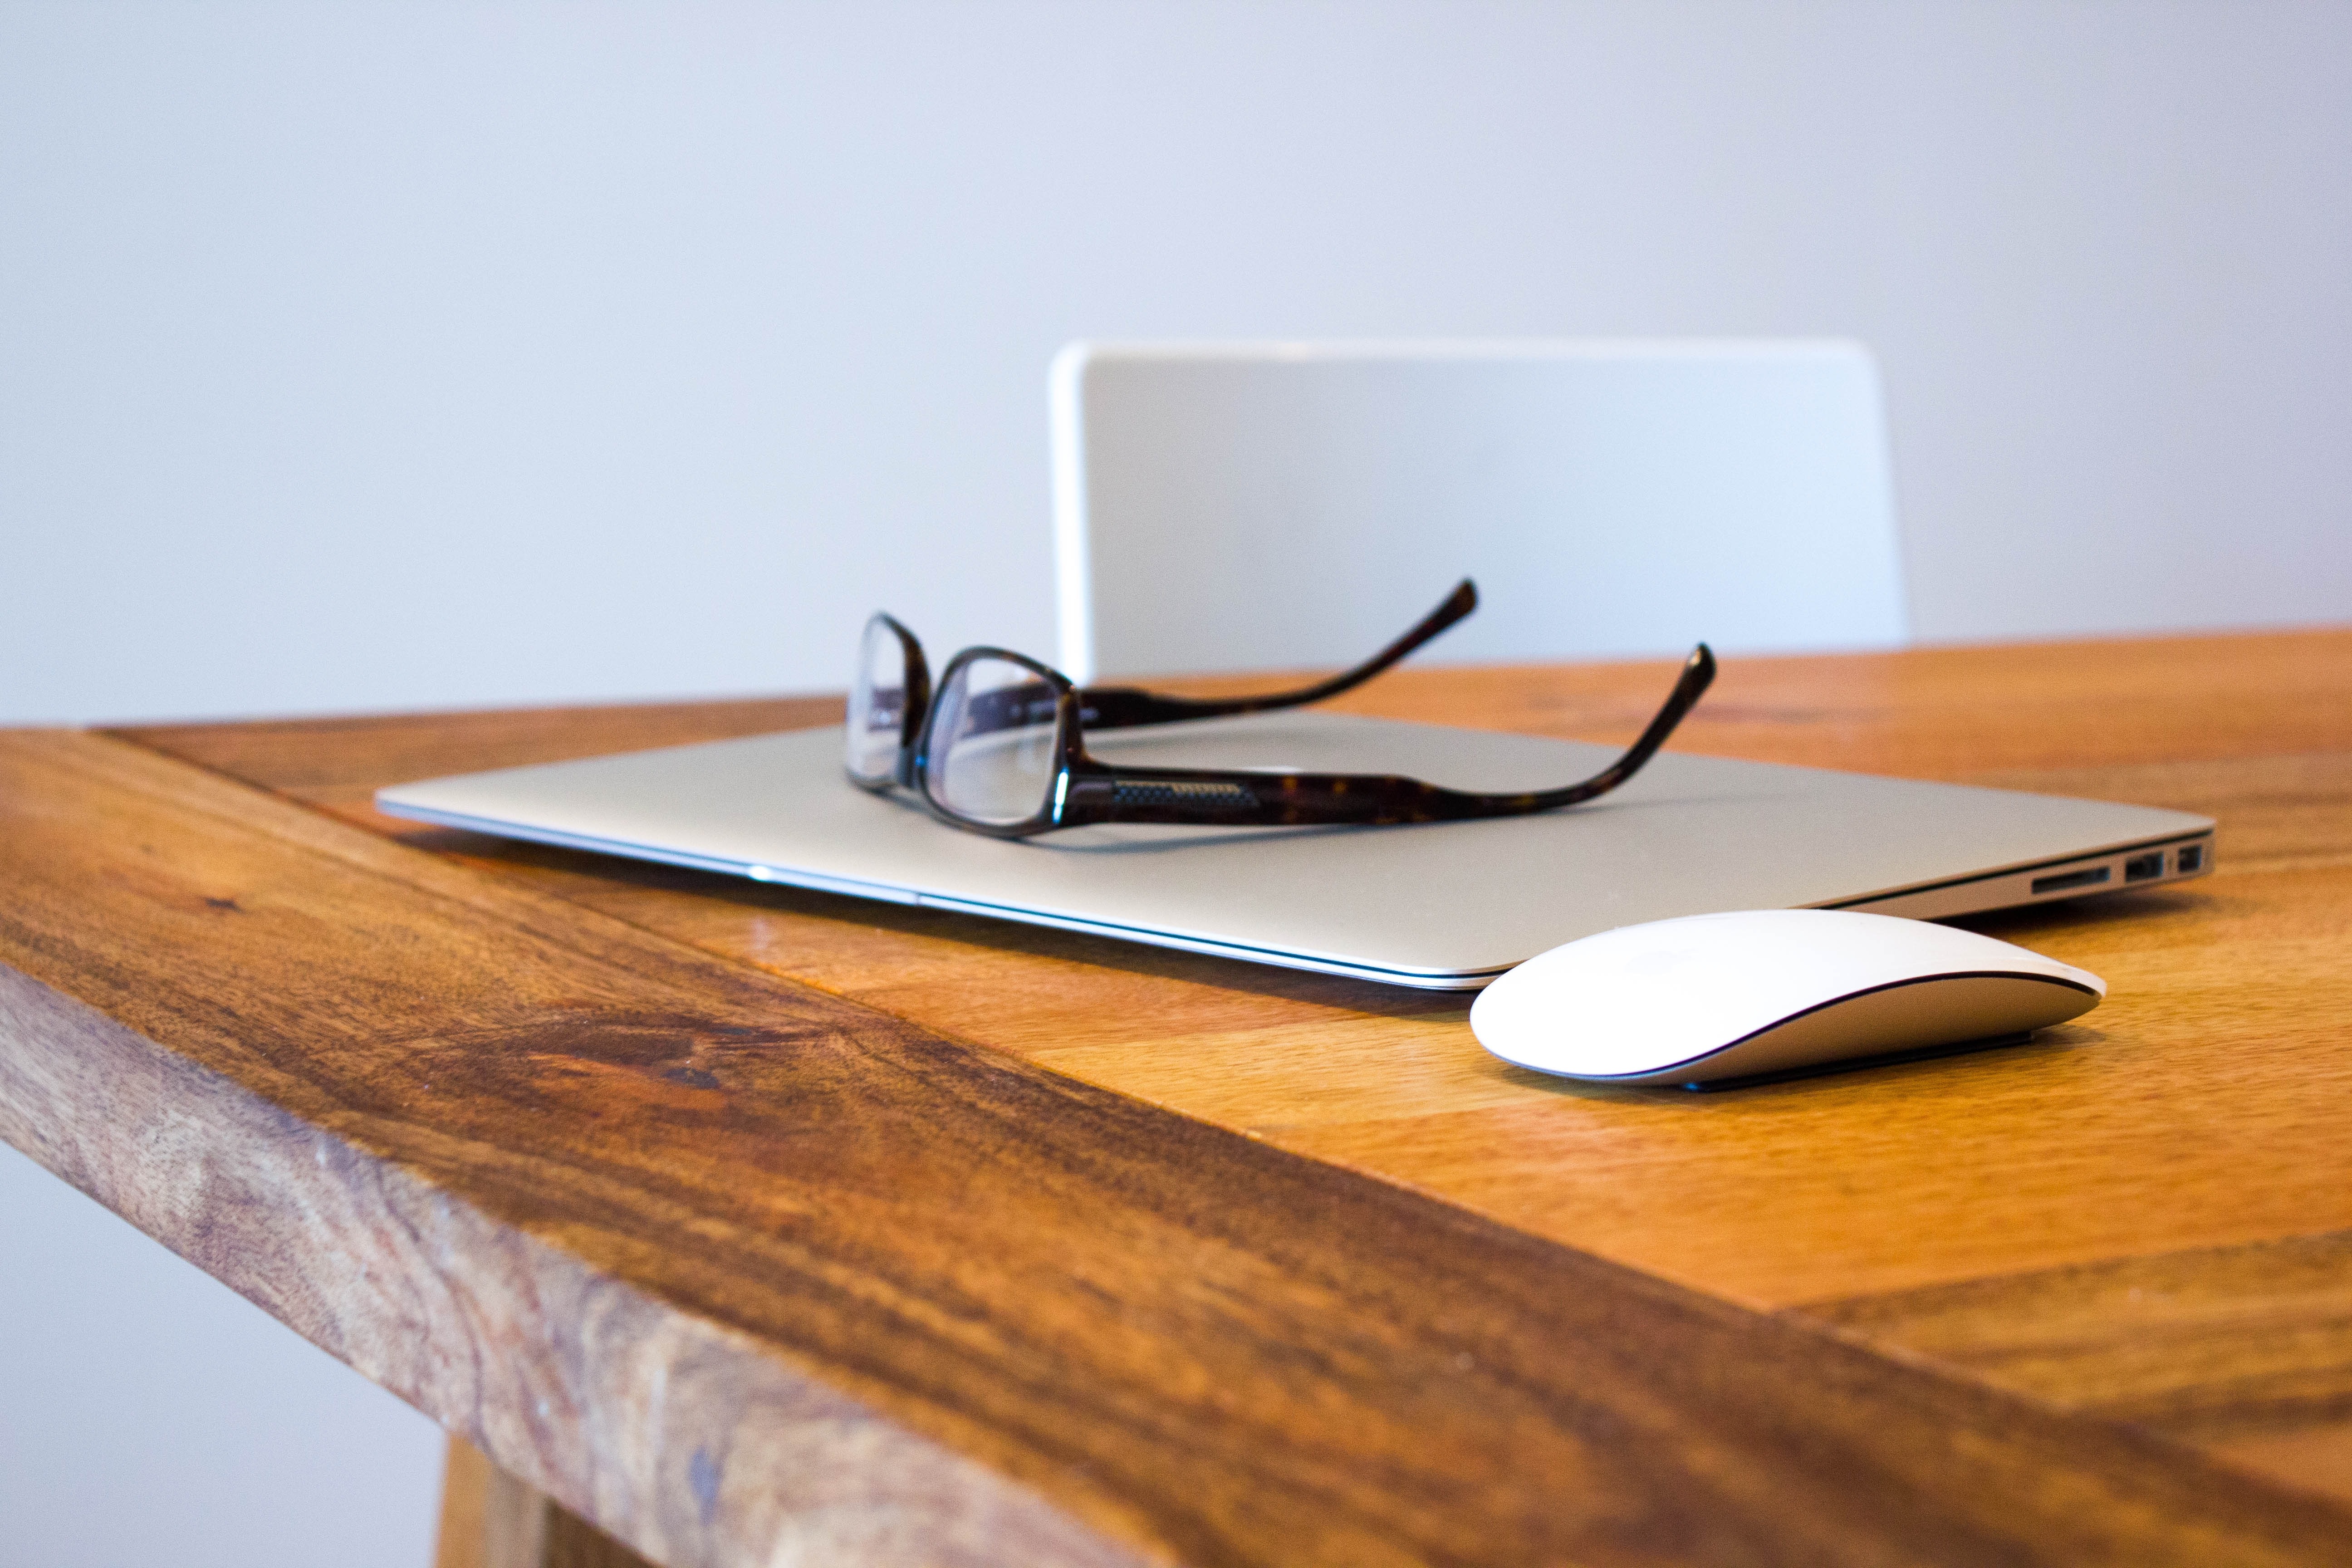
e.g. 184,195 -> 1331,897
2031,865 -> 2112,896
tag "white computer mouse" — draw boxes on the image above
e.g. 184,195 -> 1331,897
1469,908 -> 2105,1088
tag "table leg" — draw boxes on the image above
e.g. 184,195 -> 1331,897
434,1436 -> 658,1568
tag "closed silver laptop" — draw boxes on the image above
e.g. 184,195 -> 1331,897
377,712 -> 2212,990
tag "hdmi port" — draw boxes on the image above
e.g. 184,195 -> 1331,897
2032,866 -> 2113,896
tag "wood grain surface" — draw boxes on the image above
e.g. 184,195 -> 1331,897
6,627 -> 2349,1562
17,730 -> 2342,1566
1805,1231 -> 2352,1504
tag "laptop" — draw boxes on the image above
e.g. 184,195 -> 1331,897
376,712 -> 2213,990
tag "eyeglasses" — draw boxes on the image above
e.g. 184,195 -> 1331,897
848,579 -> 1480,791
846,578 -> 1716,839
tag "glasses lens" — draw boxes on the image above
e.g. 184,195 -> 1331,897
845,615 -> 911,784
925,656 -> 1063,827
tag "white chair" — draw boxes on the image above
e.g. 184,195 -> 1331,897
1049,339 -> 1909,683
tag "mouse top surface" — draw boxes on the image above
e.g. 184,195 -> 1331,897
1469,908 -> 2106,1084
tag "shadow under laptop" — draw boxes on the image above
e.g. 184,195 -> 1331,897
1939,882 -> 2213,940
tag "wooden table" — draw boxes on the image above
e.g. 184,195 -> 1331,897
4,629 -> 2351,1567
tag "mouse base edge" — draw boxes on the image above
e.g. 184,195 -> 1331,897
1675,1030 -> 2037,1093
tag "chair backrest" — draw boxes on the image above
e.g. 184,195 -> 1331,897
1049,339 -> 1908,683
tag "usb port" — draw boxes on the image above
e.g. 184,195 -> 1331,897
2177,843 -> 2206,873
2032,866 -> 2112,896
2125,852 -> 2164,883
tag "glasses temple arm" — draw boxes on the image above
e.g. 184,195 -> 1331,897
1534,641 -> 1717,808
1054,644 -> 1716,829
1073,579 -> 1479,729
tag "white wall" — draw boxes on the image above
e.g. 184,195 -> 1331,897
4,1 -> 2348,729
1,4 -> 2347,1563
